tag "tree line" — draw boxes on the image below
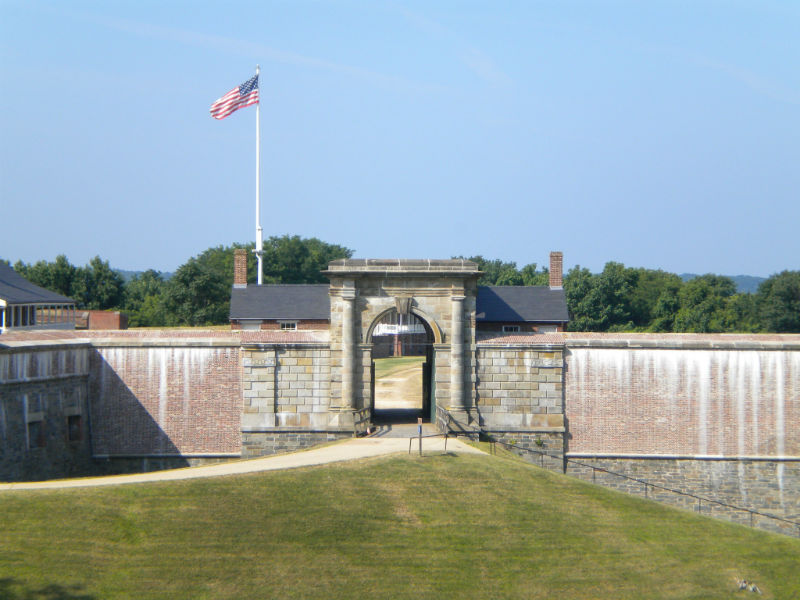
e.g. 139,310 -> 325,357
9,235 -> 353,328
462,256 -> 798,333
6,241 -> 799,332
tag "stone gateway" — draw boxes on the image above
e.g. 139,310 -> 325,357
1,255 -> 798,537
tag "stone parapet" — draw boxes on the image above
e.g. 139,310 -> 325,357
565,457 -> 800,538
565,332 -> 800,351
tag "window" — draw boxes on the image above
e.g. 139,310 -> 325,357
502,325 -> 521,333
537,325 -> 558,334
67,415 -> 82,442
28,421 -> 45,449
279,321 -> 298,331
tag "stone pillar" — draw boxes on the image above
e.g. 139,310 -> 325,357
341,287 -> 356,409
450,294 -> 465,410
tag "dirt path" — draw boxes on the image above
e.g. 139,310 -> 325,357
375,364 -> 423,409
0,437 -> 485,490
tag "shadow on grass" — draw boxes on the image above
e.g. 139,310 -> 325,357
0,578 -> 96,600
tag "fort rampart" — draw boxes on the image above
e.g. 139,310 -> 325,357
2,331 -> 798,535
562,334 -> 800,536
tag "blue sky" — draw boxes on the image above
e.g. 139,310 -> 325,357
2,1 -> 798,277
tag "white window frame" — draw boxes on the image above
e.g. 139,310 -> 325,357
502,325 -> 521,333
279,321 -> 298,331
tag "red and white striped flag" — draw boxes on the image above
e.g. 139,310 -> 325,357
210,75 -> 259,120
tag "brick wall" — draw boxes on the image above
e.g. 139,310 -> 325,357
90,342 -> 242,457
76,311 -> 128,330
564,337 -> 800,457
562,334 -> 800,535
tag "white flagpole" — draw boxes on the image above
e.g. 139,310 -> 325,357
255,65 -> 264,285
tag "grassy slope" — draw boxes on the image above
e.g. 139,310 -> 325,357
1,453 -> 797,599
373,356 -> 426,379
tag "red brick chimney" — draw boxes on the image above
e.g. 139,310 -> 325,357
234,249 -> 248,288
549,251 -> 563,289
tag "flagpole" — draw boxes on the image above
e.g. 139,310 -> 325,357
255,64 -> 264,285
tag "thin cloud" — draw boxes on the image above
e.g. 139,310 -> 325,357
693,55 -> 800,106
77,12 -> 449,96
393,4 -> 512,87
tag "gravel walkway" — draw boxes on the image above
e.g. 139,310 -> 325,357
0,436 -> 484,491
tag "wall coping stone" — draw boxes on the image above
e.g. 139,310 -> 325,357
566,338 -> 800,351
483,427 -> 566,433
242,427 -> 355,433
567,453 -> 800,461
323,258 -> 482,279
93,453 -> 241,459
476,342 -> 564,351
91,338 -> 241,348
0,339 -> 92,352
241,342 -> 330,350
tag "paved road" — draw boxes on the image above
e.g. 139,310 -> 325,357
0,436 -> 484,491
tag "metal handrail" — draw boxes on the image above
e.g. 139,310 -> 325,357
439,409 -> 800,537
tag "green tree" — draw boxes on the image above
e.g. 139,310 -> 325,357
262,235 -> 353,283
757,270 -> 800,332
650,286 -> 681,332
520,263 -> 549,286
123,270 -> 168,327
14,255 -> 76,298
564,262 -> 633,331
163,258 -> 229,325
627,268 -> 683,329
673,275 -> 736,332
723,292 -> 760,332
162,236 -> 353,325
454,256 -> 519,285
12,255 -> 123,310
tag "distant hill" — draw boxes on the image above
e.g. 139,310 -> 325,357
680,273 -> 765,294
115,269 -> 173,282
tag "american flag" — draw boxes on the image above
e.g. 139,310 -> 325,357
210,75 -> 259,120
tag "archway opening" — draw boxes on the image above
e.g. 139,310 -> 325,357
369,309 -> 435,424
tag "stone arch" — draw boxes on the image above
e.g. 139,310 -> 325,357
364,305 -> 443,345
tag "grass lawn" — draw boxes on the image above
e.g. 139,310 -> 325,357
1,452 -> 798,599
374,356 -> 426,379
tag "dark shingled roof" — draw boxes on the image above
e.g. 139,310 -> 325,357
229,283 -> 568,323
0,262 -> 75,305
229,284 -> 330,320
476,286 -> 569,323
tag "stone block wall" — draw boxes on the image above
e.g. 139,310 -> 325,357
0,342 -> 93,481
241,343 -> 335,457
565,458 -> 800,537
475,344 -> 565,432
